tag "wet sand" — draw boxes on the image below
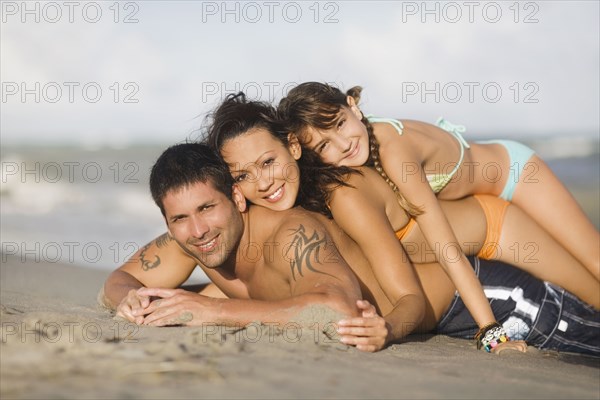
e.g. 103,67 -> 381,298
1,256 -> 599,399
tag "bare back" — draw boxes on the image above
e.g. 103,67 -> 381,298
375,120 -> 510,199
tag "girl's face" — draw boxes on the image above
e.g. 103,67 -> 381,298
302,98 -> 370,167
220,128 -> 302,212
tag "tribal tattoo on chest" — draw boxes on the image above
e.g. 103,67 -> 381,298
285,225 -> 336,281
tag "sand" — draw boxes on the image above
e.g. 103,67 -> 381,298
1,255 -> 599,400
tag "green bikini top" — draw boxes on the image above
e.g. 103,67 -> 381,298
366,115 -> 470,193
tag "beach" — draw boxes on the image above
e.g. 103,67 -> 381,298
1,255 -> 600,399
1,143 -> 600,399
3,0 -> 599,396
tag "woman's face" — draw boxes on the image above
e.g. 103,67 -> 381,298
301,101 -> 370,167
220,127 -> 301,212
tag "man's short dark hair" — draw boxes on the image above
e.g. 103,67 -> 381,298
149,142 -> 234,216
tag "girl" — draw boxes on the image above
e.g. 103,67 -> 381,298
278,83 -> 600,284
204,93 -> 597,352
273,81 -> 599,346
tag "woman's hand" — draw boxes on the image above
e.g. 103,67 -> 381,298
491,339 -> 528,354
337,300 -> 389,352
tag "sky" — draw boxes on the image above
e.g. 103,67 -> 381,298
1,0 -> 599,146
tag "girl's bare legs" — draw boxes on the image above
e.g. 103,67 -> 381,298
512,155 -> 600,282
497,203 -> 600,309
402,197 -> 600,309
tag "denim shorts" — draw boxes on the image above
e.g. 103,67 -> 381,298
436,257 -> 600,356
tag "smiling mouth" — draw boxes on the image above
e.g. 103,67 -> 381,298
193,236 -> 218,252
265,185 -> 284,202
346,142 -> 360,159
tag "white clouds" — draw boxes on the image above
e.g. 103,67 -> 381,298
1,1 -> 598,144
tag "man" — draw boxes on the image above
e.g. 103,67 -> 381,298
102,142 -> 424,352
103,142 -> 599,356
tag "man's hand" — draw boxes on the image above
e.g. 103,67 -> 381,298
136,288 -> 217,326
336,300 -> 388,352
115,288 -> 151,324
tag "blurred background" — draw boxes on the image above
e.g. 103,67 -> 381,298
1,1 -> 598,279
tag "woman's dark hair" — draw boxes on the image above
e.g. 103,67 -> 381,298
278,82 -> 422,216
203,91 -> 357,218
205,92 -> 281,152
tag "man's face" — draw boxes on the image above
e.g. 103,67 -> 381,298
162,180 -> 245,269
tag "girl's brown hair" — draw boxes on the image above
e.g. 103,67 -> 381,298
278,82 -> 422,216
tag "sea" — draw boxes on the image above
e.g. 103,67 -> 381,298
1,137 -> 599,282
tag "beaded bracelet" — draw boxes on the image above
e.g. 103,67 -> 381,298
475,322 -> 510,352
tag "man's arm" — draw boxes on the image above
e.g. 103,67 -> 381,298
140,216 -> 363,327
101,233 -> 198,317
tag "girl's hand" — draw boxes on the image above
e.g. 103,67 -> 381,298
337,300 -> 389,352
491,340 -> 528,354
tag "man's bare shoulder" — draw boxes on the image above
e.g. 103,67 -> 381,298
113,232 -> 200,290
277,208 -> 366,270
248,204 -> 323,227
247,205 -> 334,251
252,208 -> 351,286
260,206 -> 333,234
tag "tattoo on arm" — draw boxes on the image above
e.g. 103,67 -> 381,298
139,243 -> 161,271
286,225 -> 336,281
155,233 -> 172,248
138,234 -> 171,270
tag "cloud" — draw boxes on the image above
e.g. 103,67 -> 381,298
1,1 -> 598,144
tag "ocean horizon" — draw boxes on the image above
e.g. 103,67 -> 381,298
1,137 -> 599,279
